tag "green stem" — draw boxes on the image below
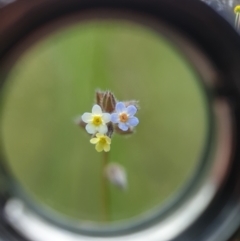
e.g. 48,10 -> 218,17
101,151 -> 110,222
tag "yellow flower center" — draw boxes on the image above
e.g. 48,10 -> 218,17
99,137 -> 107,144
234,5 -> 240,14
92,115 -> 103,126
119,113 -> 128,123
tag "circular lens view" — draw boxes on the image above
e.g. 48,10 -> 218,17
0,20 -> 208,225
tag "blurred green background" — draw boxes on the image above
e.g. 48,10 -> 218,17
0,21 -> 207,224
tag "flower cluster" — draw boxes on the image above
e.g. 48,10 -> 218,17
76,90 -> 139,152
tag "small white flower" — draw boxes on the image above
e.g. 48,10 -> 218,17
81,105 -> 111,134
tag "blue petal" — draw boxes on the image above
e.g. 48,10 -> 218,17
126,105 -> 137,116
111,113 -> 119,123
127,117 -> 139,127
116,102 -> 126,113
118,123 -> 128,131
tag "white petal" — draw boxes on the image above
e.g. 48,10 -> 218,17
81,113 -> 92,123
85,123 -> 96,134
116,102 -> 126,113
92,104 -> 102,114
98,124 -> 108,134
102,113 -> 111,123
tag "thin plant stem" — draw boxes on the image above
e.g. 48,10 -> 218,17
101,151 -> 110,222
235,13 -> 240,31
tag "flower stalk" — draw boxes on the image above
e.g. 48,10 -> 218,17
101,151 -> 110,221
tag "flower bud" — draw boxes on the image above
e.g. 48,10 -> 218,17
95,89 -> 117,113
101,91 -> 117,113
95,89 -> 104,106
105,163 -> 127,190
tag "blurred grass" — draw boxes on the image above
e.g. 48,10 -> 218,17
0,21 -> 207,223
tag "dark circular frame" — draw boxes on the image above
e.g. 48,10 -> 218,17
0,0 -> 240,241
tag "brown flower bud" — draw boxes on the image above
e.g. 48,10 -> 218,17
95,89 -> 104,106
101,91 -> 117,113
95,90 -> 117,113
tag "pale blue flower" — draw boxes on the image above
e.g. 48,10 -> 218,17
111,102 -> 139,131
